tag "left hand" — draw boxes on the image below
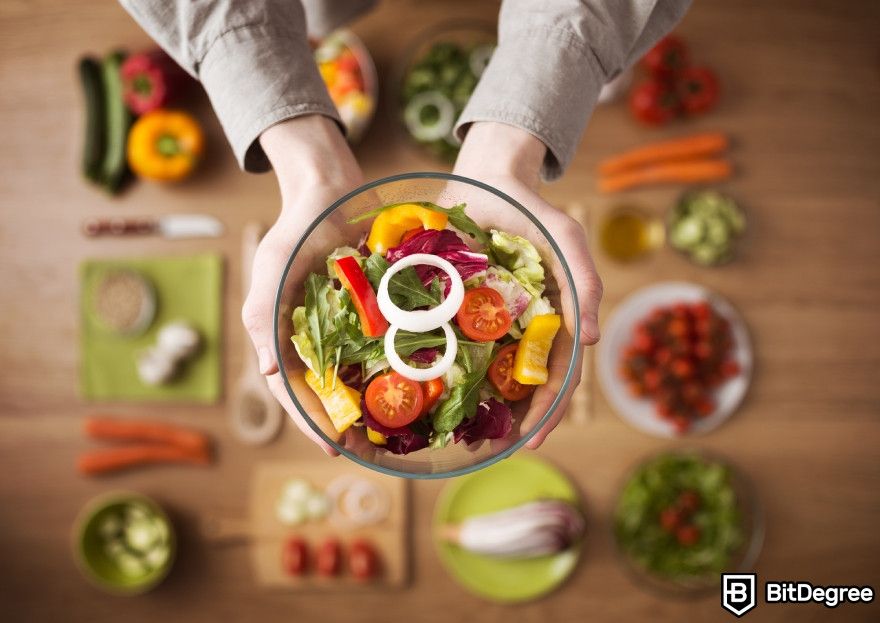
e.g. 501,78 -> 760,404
453,121 -> 603,449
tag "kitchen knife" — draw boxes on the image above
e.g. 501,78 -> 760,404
83,215 -> 224,239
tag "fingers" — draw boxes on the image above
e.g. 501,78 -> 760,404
241,231 -> 292,376
266,372 -> 340,457
546,211 -> 603,346
520,337 -> 584,449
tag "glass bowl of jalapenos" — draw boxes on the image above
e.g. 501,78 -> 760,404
393,20 -> 496,162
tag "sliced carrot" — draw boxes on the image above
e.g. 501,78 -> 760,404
77,444 -> 211,476
598,159 -> 733,193
84,416 -> 210,453
598,133 -> 729,177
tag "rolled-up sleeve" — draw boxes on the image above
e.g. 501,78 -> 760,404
119,0 -> 342,172
456,0 -> 692,181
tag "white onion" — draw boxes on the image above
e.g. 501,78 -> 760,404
384,322 -> 457,382
376,253 -> 464,332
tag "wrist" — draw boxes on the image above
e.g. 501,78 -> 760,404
454,121 -> 546,189
260,115 -> 362,199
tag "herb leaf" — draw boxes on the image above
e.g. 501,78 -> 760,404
363,253 -> 438,310
303,273 -> 338,383
432,367 -> 486,433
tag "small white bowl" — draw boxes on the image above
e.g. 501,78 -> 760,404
597,282 -> 753,438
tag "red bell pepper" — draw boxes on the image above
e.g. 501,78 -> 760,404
120,49 -> 189,115
334,256 -> 388,337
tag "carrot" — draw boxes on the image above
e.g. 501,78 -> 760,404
77,444 -> 211,476
84,416 -> 210,453
598,133 -> 729,177
598,159 -> 733,193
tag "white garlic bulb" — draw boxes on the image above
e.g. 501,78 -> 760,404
156,321 -> 201,360
136,347 -> 178,386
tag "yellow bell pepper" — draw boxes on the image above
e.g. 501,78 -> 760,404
513,314 -> 561,385
366,203 -> 448,253
304,369 -> 362,433
366,427 -> 387,446
126,109 -> 204,182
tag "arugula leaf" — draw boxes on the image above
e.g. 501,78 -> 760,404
363,253 -> 438,310
348,202 -> 491,248
303,273 -> 339,384
432,367 -> 487,433
291,306 -> 320,375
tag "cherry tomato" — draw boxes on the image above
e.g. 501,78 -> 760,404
421,377 -> 444,414
488,343 -> 534,401
282,537 -> 308,576
677,66 -> 720,115
349,539 -> 380,581
675,524 -> 701,547
671,358 -> 695,379
400,227 -> 424,244
316,538 -> 341,577
720,360 -> 741,378
641,35 -> 689,78
633,329 -> 655,353
365,372 -> 424,429
644,368 -> 663,391
629,79 -> 680,125
676,490 -> 701,514
659,507 -> 681,533
455,287 -> 512,342
655,347 -> 674,366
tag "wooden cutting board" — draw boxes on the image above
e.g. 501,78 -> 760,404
249,461 -> 409,589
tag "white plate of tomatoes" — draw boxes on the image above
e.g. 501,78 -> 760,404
597,282 -> 752,437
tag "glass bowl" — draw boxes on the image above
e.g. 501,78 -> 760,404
273,172 -> 581,479
612,448 -> 764,598
391,20 -> 496,162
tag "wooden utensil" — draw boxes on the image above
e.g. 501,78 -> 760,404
229,222 -> 283,445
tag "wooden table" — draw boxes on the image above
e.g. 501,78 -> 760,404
1,0 -> 878,620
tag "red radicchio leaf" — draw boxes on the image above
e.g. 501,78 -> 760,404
386,229 -> 488,293
453,397 -> 513,445
408,347 -> 439,364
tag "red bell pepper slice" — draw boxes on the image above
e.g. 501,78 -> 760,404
334,256 -> 388,338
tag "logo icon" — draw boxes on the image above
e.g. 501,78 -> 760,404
722,573 -> 757,617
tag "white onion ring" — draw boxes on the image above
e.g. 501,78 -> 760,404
326,475 -> 390,527
384,321 -> 457,382
377,253 -> 464,332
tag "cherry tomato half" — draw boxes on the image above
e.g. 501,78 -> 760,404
421,377 -> 444,415
488,343 -> 534,401
365,372 -> 424,429
455,287 -> 512,342
316,538 -> 341,577
349,539 -> 380,581
282,537 -> 308,576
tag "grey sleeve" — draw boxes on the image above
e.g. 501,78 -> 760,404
119,0 -> 343,172
455,0 -> 692,181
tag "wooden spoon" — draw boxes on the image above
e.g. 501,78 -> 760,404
229,222 -> 283,445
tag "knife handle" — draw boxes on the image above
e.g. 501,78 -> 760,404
82,217 -> 158,237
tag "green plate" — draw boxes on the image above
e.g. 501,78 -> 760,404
433,455 -> 583,603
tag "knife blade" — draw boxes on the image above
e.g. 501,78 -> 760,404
83,215 -> 225,239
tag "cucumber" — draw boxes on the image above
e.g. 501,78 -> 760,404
99,50 -> 132,194
78,57 -> 106,183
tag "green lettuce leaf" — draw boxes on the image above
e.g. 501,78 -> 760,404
489,229 -> 546,297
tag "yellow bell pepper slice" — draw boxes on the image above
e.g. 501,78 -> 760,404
366,427 -> 388,446
304,369 -> 362,433
513,314 -> 561,385
366,204 -> 448,254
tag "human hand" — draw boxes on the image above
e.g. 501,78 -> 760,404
453,121 -> 603,449
242,115 -> 363,455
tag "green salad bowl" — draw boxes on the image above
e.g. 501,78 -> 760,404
72,492 -> 176,595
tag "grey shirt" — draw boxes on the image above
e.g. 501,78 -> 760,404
120,0 -> 689,180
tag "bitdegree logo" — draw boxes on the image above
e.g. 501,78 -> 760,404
766,581 -> 874,608
722,574 -> 875,616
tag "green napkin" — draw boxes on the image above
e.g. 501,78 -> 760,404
81,254 -> 223,403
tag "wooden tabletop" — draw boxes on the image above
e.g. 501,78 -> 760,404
1,0 -> 878,620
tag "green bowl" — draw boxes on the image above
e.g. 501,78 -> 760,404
72,492 -> 176,595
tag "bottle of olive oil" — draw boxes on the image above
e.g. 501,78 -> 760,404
599,206 -> 664,262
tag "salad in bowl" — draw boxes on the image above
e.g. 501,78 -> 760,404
274,173 -> 581,478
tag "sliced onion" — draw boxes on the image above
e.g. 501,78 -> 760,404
404,91 -> 455,142
384,322 -> 457,382
377,253 -> 464,332
326,475 -> 390,527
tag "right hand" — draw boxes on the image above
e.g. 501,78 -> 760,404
242,115 -> 363,455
